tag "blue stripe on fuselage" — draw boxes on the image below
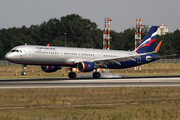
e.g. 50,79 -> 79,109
99,54 -> 160,69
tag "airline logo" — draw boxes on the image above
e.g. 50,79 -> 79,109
36,47 -> 55,50
135,31 -> 157,52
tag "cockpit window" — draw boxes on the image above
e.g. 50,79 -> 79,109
10,49 -> 22,53
11,50 -> 16,52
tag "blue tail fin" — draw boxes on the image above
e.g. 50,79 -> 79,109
135,26 -> 158,53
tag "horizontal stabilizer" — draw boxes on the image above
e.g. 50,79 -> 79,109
159,54 -> 177,58
151,54 -> 177,59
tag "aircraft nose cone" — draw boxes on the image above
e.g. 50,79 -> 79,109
5,53 -> 13,62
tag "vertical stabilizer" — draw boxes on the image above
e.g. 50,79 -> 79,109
135,26 -> 158,53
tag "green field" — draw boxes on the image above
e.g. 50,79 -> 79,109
0,88 -> 180,120
0,63 -> 180,119
0,63 -> 180,79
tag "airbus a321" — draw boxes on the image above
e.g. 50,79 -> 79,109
5,26 -> 166,78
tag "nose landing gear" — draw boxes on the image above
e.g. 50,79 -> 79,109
21,64 -> 27,75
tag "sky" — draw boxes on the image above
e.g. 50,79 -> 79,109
0,0 -> 179,32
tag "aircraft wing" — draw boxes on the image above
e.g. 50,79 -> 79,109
92,51 -> 157,67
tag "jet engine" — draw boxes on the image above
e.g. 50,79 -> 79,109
41,66 -> 61,72
77,61 -> 95,72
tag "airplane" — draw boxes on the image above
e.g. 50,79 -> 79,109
5,26 -> 165,78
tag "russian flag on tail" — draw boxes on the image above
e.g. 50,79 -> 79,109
135,26 -> 158,53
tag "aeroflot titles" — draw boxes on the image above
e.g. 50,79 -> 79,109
36,47 -> 56,50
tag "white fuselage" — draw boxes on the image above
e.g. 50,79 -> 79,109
5,45 -> 136,66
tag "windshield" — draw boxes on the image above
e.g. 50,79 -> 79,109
11,50 -> 16,52
11,49 -> 22,53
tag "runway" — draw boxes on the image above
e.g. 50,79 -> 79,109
1,76 -> 180,89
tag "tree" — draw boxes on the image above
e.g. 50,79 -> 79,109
0,14 -> 179,60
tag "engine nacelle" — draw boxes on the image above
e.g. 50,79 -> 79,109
77,61 -> 95,72
41,66 -> 61,73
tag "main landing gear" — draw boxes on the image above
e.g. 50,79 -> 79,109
21,64 -> 27,75
68,72 -> 76,78
68,72 -> 101,79
68,68 -> 101,79
68,68 -> 76,78
93,72 -> 101,79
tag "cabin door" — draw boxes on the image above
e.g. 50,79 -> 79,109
26,47 -> 32,57
59,49 -> 64,59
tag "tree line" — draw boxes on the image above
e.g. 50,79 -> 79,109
0,14 -> 179,60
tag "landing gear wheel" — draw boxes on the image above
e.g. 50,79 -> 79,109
21,64 -> 27,76
21,71 -> 26,75
68,72 -> 76,78
93,72 -> 101,79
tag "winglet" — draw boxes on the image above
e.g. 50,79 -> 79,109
155,40 -> 162,52
47,44 -> 50,46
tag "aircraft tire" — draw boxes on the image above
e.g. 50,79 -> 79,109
68,72 -> 76,78
93,72 -> 101,79
21,71 -> 26,75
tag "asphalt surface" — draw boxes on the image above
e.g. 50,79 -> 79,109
1,75 -> 180,89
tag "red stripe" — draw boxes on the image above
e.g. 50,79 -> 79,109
137,38 -> 156,50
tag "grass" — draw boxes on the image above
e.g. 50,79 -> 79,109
0,103 -> 179,120
0,63 -> 180,119
0,63 -> 180,79
0,88 -> 180,119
